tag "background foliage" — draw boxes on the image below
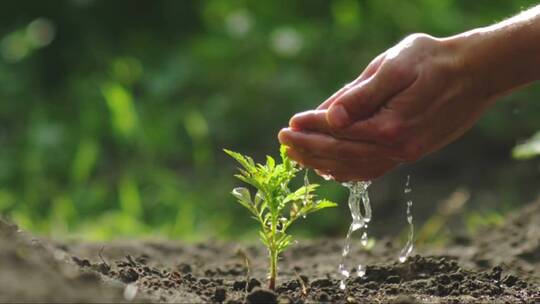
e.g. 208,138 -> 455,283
0,0 -> 539,241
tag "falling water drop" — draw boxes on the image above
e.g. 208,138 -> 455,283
404,175 -> 412,194
303,169 -> 309,206
361,231 -> 368,246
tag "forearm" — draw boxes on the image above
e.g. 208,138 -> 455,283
445,5 -> 540,99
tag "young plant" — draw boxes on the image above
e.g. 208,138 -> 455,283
225,145 -> 337,290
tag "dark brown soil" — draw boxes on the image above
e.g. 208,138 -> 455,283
1,198 -> 540,303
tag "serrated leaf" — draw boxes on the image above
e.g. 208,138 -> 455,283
258,230 -> 270,246
232,187 -> 253,205
266,155 -> 275,170
283,184 -> 318,204
276,234 -> 293,253
314,199 -> 338,209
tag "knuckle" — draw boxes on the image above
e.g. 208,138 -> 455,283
404,33 -> 434,46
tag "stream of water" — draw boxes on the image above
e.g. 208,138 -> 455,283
338,175 -> 415,290
398,175 -> 414,262
338,181 -> 372,290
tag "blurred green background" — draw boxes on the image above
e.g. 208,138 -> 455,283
0,0 -> 539,242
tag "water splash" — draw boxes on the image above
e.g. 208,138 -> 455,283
338,181 -> 371,290
398,175 -> 414,263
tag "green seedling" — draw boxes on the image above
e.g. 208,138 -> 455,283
225,145 -> 337,290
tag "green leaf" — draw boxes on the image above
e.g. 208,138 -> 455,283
314,199 -> 338,209
512,132 -> 540,160
258,230 -> 270,246
283,184 -> 318,204
224,148 -> 256,172
276,233 -> 293,253
231,187 -> 257,215
266,155 -> 275,170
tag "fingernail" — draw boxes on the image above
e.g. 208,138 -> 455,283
328,104 -> 350,128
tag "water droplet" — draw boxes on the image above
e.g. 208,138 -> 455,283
303,169 -> 309,206
361,232 -> 368,246
357,264 -> 366,277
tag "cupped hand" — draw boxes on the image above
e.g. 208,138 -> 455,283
279,33 -> 497,181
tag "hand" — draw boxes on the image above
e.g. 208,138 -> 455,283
279,33 -> 498,181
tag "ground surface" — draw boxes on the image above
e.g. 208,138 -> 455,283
1,198 -> 539,303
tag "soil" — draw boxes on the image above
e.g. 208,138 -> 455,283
1,198 -> 540,303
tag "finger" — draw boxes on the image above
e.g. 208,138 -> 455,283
326,61 -> 417,128
317,52 -> 387,110
289,110 -> 327,131
278,127 -> 404,161
316,85 -> 354,111
287,148 -> 397,181
289,109 -> 404,146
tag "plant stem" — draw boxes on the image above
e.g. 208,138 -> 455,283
269,247 -> 277,290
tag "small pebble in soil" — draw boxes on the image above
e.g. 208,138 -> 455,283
233,278 -> 261,292
72,256 -> 91,268
318,292 -> 330,302
502,274 -> 518,287
93,262 -> 110,274
248,278 -> 262,291
246,288 -> 277,304
177,263 -> 192,273
310,278 -> 333,288
213,287 -> 226,302
119,268 -> 139,283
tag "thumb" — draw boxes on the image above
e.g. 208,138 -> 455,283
327,65 -> 416,128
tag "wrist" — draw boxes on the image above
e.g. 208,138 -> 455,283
442,11 -> 540,100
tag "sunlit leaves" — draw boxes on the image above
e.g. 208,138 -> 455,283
225,146 -> 337,286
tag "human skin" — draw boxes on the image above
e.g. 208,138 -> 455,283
278,5 -> 540,182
